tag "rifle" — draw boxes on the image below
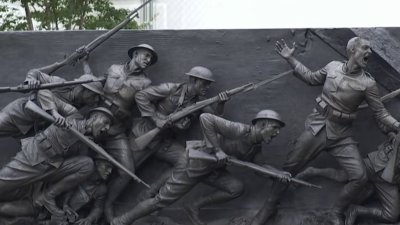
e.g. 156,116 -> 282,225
24,101 -> 150,189
0,77 -> 105,93
358,87 -> 400,110
38,0 -> 153,75
188,149 -> 322,189
133,70 -> 293,150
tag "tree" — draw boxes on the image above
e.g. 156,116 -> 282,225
0,0 -> 140,31
0,2 -> 28,31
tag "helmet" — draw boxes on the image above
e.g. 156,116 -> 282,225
88,107 -> 115,123
75,74 -> 105,96
127,44 -> 158,65
185,66 -> 215,82
252,109 -> 285,127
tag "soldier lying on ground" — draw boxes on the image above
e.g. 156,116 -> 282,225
0,106 -> 114,219
296,131 -> 400,225
111,111 -> 289,225
129,66 -> 230,203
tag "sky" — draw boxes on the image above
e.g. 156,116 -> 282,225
112,0 -> 400,29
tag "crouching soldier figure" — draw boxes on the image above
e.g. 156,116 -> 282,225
296,131 -> 400,225
0,106 -> 114,218
112,110 -> 288,225
59,154 -> 113,225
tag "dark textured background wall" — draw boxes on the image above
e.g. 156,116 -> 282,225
0,29 -> 399,222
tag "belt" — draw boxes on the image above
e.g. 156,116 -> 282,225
315,96 -> 356,123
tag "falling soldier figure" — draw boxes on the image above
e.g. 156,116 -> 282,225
250,37 -> 400,225
295,131 -> 400,225
111,111 -> 289,225
0,106 -> 114,218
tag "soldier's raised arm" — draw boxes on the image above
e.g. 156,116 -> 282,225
275,39 -> 327,85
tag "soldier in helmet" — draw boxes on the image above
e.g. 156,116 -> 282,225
99,44 -> 158,221
128,66 -> 229,200
24,57 -> 104,127
112,111 -> 288,225
249,38 -> 400,225
0,106 -> 114,218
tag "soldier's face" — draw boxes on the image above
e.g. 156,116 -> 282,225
131,49 -> 153,70
193,78 -> 212,96
258,120 -> 281,144
96,160 -> 113,180
91,114 -> 111,139
351,39 -> 372,68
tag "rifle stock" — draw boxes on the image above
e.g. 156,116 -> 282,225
188,149 -> 322,189
0,78 -> 105,94
133,70 -> 292,150
24,101 -> 150,189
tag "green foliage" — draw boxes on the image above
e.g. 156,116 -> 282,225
0,2 -> 28,31
0,0 -> 140,31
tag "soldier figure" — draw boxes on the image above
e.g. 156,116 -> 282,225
130,66 -> 229,198
23,58 -> 104,127
250,37 -> 400,225
0,106 -> 114,218
296,132 -> 400,225
100,44 -> 157,221
111,111 -> 287,225
60,154 -> 113,225
0,154 -> 113,225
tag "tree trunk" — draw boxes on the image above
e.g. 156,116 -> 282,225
21,0 -> 34,30
78,0 -> 87,30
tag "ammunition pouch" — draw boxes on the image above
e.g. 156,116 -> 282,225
103,99 -> 130,120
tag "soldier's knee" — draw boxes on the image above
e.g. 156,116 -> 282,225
227,179 -> 244,198
199,113 -> 213,125
350,168 -> 368,185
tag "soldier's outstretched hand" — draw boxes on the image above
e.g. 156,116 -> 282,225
275,39 -> 296,59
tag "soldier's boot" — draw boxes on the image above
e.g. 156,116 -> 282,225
345,205 -> 386,225
35,190 -> 64,217
249,182 -> 285,225
134,170 -> 171,205
111,198 -> 160,225
249,202 -> 277,225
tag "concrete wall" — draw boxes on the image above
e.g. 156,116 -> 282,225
0,29 -> 399,222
